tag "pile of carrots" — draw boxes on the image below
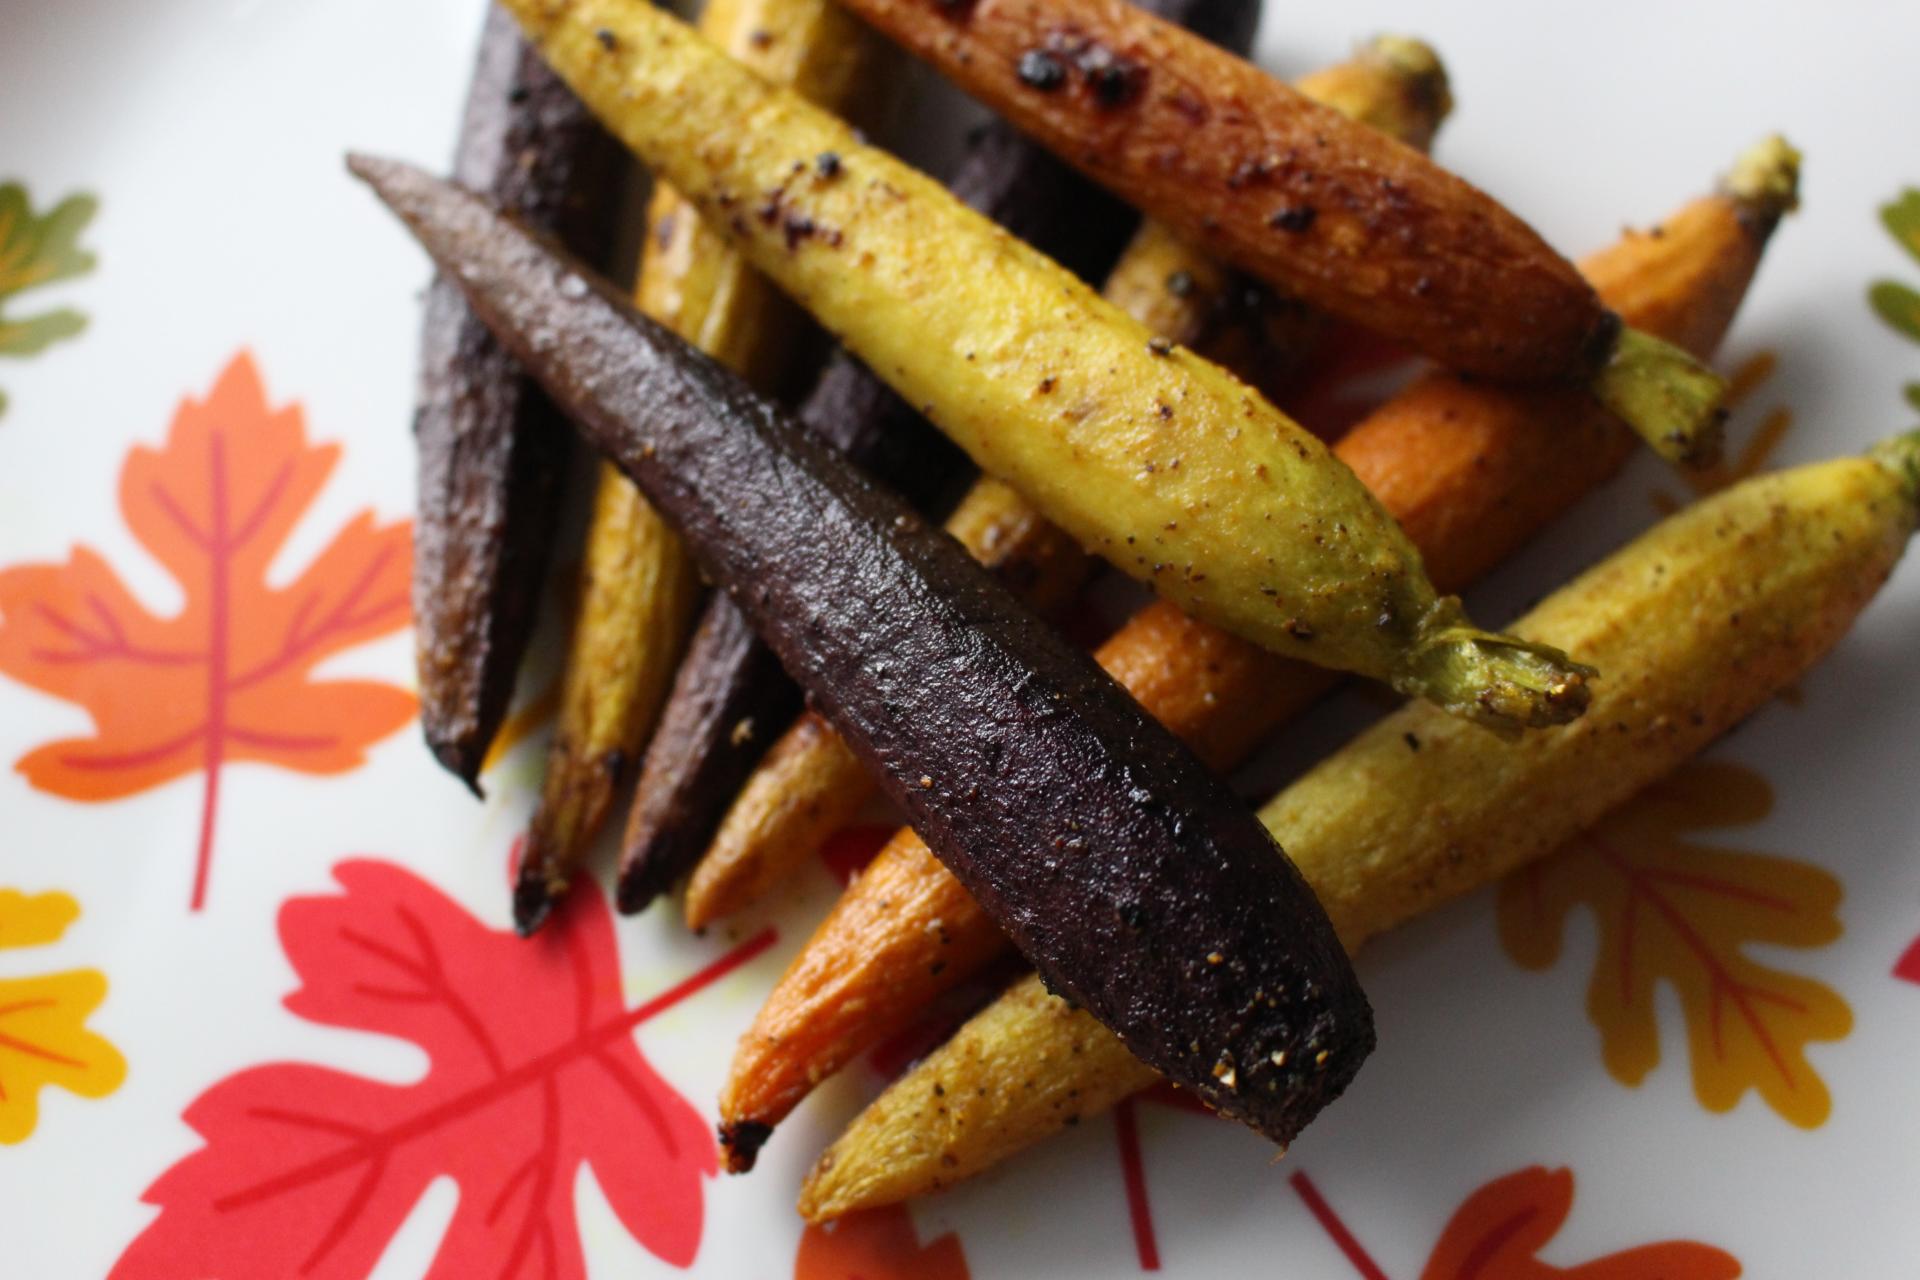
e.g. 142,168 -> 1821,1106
358,0 -> 1915,1224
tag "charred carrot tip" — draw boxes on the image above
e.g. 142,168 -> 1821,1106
617,835 -> 680,914
429,737 -> 488,798
719,1119 -> 772,1174
512,864 -> 561,936
614,864 -> 654,915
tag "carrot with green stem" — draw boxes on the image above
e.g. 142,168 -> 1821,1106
682,35 -> 1457,928
499,0 -> 1596,732
803,417 -> 1916,1219
718,137 -> 1802,1170
513,0 -> 885,930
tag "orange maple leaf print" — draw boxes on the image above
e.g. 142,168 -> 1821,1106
0,352 -> 413,910
1418,1167 -> 1740,1279
1498,761 -> 1850,1128
794,1206 -> 969,1280
0,887 -> 126,1143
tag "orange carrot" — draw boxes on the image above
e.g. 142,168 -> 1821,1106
716,141 -> 1800,1171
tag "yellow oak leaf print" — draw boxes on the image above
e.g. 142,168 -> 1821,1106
0,888 -> 125,1143
1498,761 -> 1849,1128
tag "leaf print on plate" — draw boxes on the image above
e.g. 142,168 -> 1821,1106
1414,1167 -> 1741,1279
1291,1167 -> 1740,1279
1108,1084 -> 1215,1271
0,352 -> 414,910
0,181 -> 99,418
0,887 -> 126,1143
111,859 -> 776,1279
795,1205 -> 969,1279
1498,761 -> 1850,1127
1869,187 -> 1920,408
1870,280 -> 1920,345
1893,934 -> 1920,987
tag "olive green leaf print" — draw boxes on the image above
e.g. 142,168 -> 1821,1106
1870,281 -> 1920,344
1882,190 -> 1920,267
0,182 -> 100,417
1870,188 -> 1920,409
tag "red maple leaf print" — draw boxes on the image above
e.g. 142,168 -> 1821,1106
795,1205 -> 969,1280
112,860 -> 776,1278
1110,1083 -> 1218,1270
1289,1168 -> 1740,1280
1894,934 -> 1920,986
0,351 -> 413,909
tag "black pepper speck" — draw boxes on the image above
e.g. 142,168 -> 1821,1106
1268,205 -> 1317,232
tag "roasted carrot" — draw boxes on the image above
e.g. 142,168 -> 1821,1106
718,139 -> 1802,1169
684,37 -> 1456,931
500,0 -> 1596,730
514,0 -> 884,931
355,152 -> 1375,1150
412,8 -> 622,790
803,422 -> 1918,1220
820,0 -> 1727,465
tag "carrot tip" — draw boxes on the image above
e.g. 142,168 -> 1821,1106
719,1119 -> 772,1173
615,862 -> 658,915
1361,34 -> 1452,137
427,735 -> 487,799
512,867 -> 560,936
1723,134 -> 1802,234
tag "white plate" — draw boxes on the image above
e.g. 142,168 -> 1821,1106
4,0 -> 1919,1275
